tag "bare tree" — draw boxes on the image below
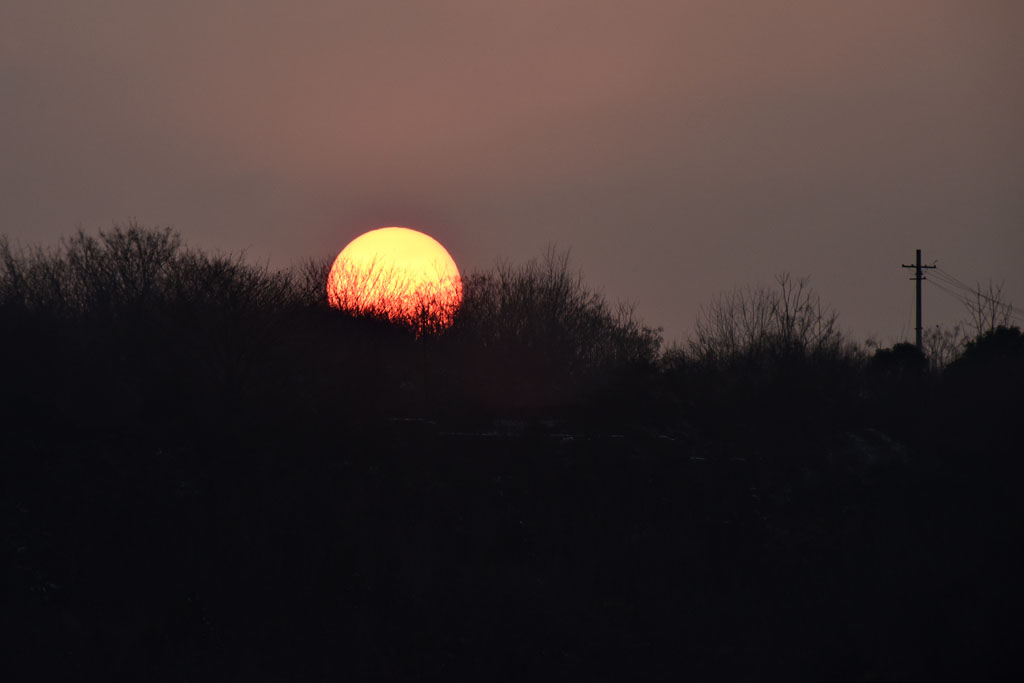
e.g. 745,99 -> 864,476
457,248 -> 660,366
922,323 -> 968,370
689,274 -> 845,364
0,237 -> 76,313
965,280 -> 1013,337
293,258 -> 332,307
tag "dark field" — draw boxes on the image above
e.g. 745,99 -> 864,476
6,421 -> 1020,681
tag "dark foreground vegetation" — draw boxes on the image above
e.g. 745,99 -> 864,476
3,226 -> 1021,681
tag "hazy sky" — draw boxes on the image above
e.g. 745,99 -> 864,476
3,0 -> 1022,344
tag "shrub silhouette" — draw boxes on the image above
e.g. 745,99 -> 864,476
951,324 -> 1024,371
665,274 -> 861,440
444,249 -> 662,415
940,325 -> 1024,444
868,342 -> 927,378
922,323 -> 968,370
688,273 -> 847,364
0,225 -> 307,432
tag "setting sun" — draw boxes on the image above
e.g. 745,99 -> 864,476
326,227 -> 462,330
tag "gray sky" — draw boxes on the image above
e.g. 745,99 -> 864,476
3,0 -> 1022,344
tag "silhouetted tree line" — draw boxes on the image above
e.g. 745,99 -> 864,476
1,224 -> 1020,443
3,225 -> 1021,681
0,226 -> 662,436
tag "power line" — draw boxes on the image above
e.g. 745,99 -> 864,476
930,270 -> 971,292
932,266 -> 1024,318
927,279 -> 975,308
927,275 -> 1024,325
934,267 -> 975,291
931,270 -> 989,300
932,271 -> 985,298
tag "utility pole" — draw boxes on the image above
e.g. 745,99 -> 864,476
901,249 -> 936,351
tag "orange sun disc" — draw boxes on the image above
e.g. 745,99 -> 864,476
326,227 -> 462,330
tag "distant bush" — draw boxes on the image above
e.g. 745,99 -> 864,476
443,249 -> 662,415
944,326 -> 1024,406
687,274 -> 849,365
1,225 -> 181,315
922,324 -> 968,370
0,224 -> 307,432
664,274 -> 862,440
868,342 -> 927,378
950,325 -> 1024,371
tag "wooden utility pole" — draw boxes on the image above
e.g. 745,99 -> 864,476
902,249 -> 936,350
